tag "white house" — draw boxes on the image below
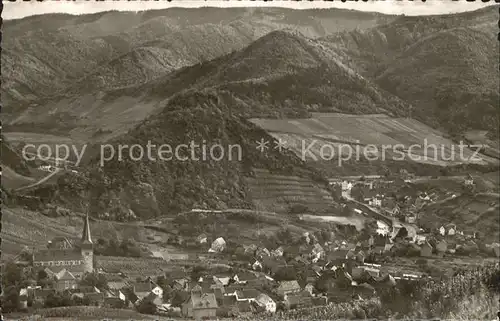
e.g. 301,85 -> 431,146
439,226 -> 446,236
255,293 -> 276,313
370,195 -> 382,207
209,237 -> 226,253
341,181 -> 353,198
252,260 -> 262,271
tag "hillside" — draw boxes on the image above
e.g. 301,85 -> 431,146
321,6 -> 499,137
3,7 -> 393,122
1,135 -> 30,176
419,193 -> 500,243
23,91 -> 330,218
7,30 -> 412,142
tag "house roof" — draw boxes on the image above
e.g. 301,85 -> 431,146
133,282 -> 156,293
45,264 -> 86,275
34,249 -> 83,262
85,292 -> 105,301
191,293 -> 218,310
108,281 -> 129,290
55,269 -> 75,281
256,293 -> 275,305
277,280 -> 300,292
222,295 -> 238,306
237,289 -> 261,300
225,284 -> 246,294
237,271 -> 258,281
422,241 -> 433,250
285,291 -> 312,305
69,286 -> 100,294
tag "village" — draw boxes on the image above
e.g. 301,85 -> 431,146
3,171 -> 499,320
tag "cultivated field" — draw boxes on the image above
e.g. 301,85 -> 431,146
1,208 -> 77,258
95,256 -> 169,279
8,307 -> 167,320
246,168 -> 334,212
250,113 -> 498,167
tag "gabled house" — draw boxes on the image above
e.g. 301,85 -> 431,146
234,271 -> 258,284
271,247 -> 284,257
104,290 -> 126,308
304,283 -> 315,296
284,290 -> 313,309
197,234 -> 208,244
445,224 -> 457,236
171,278 -> 189,291
252,260 -> 262,271
277,280 -> 301,297
182,292 -> 218,320
255,293 -> 276,313
213,275 -> 231,286
355,251 -> 365,264
53,268 -> 78,292
209,237 -> 226,253
235,289 -> 261,302
19,288 -> 28,310
132,281 -> 163,301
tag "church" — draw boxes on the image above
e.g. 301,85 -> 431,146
32,213 -> 94,279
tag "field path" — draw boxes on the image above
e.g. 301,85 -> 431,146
14,168 -> 62,192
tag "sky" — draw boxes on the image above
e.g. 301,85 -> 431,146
3,0 -> 495,20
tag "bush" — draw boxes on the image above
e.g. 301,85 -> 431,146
288,204 -> 309,214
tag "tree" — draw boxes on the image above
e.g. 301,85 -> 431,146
2,286 -> 20,313
136,299 -> 157,315
171,290 -> 189,307
190,265 -> 206,281
3,262 -> 23,288
80,273 -> 108,291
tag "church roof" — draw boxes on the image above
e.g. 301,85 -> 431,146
81,213 -> 93,245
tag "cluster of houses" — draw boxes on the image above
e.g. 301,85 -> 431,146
8,170 -> 497,319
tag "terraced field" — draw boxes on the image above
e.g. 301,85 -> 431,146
0,208 -> 77,260
251,113 -> 498,167
246,168 -> 334,212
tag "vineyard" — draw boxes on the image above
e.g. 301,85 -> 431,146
251,113 -> 497,167
95,256 -> 169,279
0,208 -> 77,258
26,306 -> 166,320
234,264 -> 500,320
246,168 -> 334,213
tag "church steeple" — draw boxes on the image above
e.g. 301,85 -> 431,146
81,212 -> 94,274
81,213 -> 93,245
